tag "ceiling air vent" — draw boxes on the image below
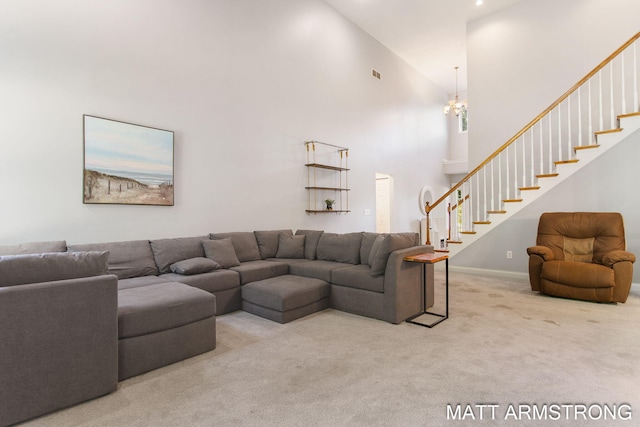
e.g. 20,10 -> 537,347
371,68 -> 381,80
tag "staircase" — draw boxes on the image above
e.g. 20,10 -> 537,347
426,32 -> 640,258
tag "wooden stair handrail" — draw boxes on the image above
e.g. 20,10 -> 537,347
428,31 -> 640,213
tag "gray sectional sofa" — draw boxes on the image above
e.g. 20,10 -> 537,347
0,230 -> 432,426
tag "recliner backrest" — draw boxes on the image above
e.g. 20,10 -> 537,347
536,212 -> 626,264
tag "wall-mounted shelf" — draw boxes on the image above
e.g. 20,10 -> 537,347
305,141 -> 349,214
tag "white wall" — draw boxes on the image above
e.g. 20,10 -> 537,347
0,0 -> 448,245
459,0 -> 640,281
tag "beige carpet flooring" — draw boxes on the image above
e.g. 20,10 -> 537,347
22,271 -> 640,426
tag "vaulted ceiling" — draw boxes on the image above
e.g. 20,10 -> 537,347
322,0 -> 525,94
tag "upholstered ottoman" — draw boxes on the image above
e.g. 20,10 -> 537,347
117,281 -> 216,380
241,275 -> 330,323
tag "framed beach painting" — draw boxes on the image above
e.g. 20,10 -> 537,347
83,115 -> 174,206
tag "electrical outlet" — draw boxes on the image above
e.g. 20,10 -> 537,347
364,209 -> 371,215
506,251 -> 513,259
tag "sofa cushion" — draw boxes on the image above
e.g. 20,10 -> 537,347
360,232 -> 379,266
295,230 -> 323,260
289,260 -> 351,282
210,232 -> 261,262
117,282 -> 216,339
370,233 -> 418,277
276,234 -> 305,259
0,251 -> 109,287
541,260 -> 615,288
118,275 -> 172,290
160,269 -> 240,293
149,236 -> 208,274
331,264 -> 384,293
170,257 -> 220,275
254,230 -> 293,259
0,240 -> 67,255
317,232 -> 363,265
68,240 -> 158,279
202,238 -> 241,269
242,275 -> 330,312
229,260 -> 289,285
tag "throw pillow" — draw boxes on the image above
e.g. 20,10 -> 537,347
276,234 -> 306,258
202,239 -> 241,268
254,229 -> 293,259
170,257 -> 220,275
368,235 -> 385,266
209,232 -> 261,262
370,233 -> 417,276
295,229 -> 323,259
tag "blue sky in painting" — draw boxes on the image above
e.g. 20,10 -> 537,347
84,116 -> 173,176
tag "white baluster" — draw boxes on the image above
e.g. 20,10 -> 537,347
548,115 -> 553,172
498,151 -> 502,206
505,145 -> 510,200
610,62 -> 615,129
483,167 -> 487,220
621,51 -> 626,115
567,95 -> 572,156
588,79 -> 593,143
634,40 -> 638,111
476,172 -> 480,223
530,128 -> 535,186
490,158 -> 495,211
599,70 -> 604,131
577,88 -> 582,147
556,107 -> 562,161
513,140 -> 518,194
522,134 -> 526,189
539,122 -> 543,176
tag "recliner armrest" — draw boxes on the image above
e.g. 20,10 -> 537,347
526,245 -> 555,261
602,250 -> 636,267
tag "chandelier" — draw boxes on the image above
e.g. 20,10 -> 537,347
443,66 -> 467,116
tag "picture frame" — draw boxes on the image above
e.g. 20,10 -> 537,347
83,115 -> 174,206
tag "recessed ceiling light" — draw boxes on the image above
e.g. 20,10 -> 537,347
476,0 -> 484,5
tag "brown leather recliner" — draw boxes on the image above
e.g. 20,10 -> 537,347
527,212 -> 635,303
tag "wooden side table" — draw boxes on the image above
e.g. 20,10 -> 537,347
404,252 -> 449,328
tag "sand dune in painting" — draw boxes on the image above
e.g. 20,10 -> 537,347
84,169 -> 173,206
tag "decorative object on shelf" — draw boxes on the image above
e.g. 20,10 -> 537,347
443,66 -> 467,117
83,115 -> 174,206
305,141 -> 350,214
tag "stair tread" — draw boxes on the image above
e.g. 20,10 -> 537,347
503,199 -> 523,203
574,144 -> 600,151
519,186 -> 540,191
554,159 -> 579,165
619,112 -> 640,119
460,231 -> 477,235
595,128 -> 623,135
536,173 -> 559,178
487,210 -> 507,214
473,221 -> 491,225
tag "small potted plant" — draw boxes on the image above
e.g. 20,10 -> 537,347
325,199 -> 335,210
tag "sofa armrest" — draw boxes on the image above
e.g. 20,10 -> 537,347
0,274 -> 118,426
526,245 -> 555,261
602,250 -> 636,267
382,245 -> 433,324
